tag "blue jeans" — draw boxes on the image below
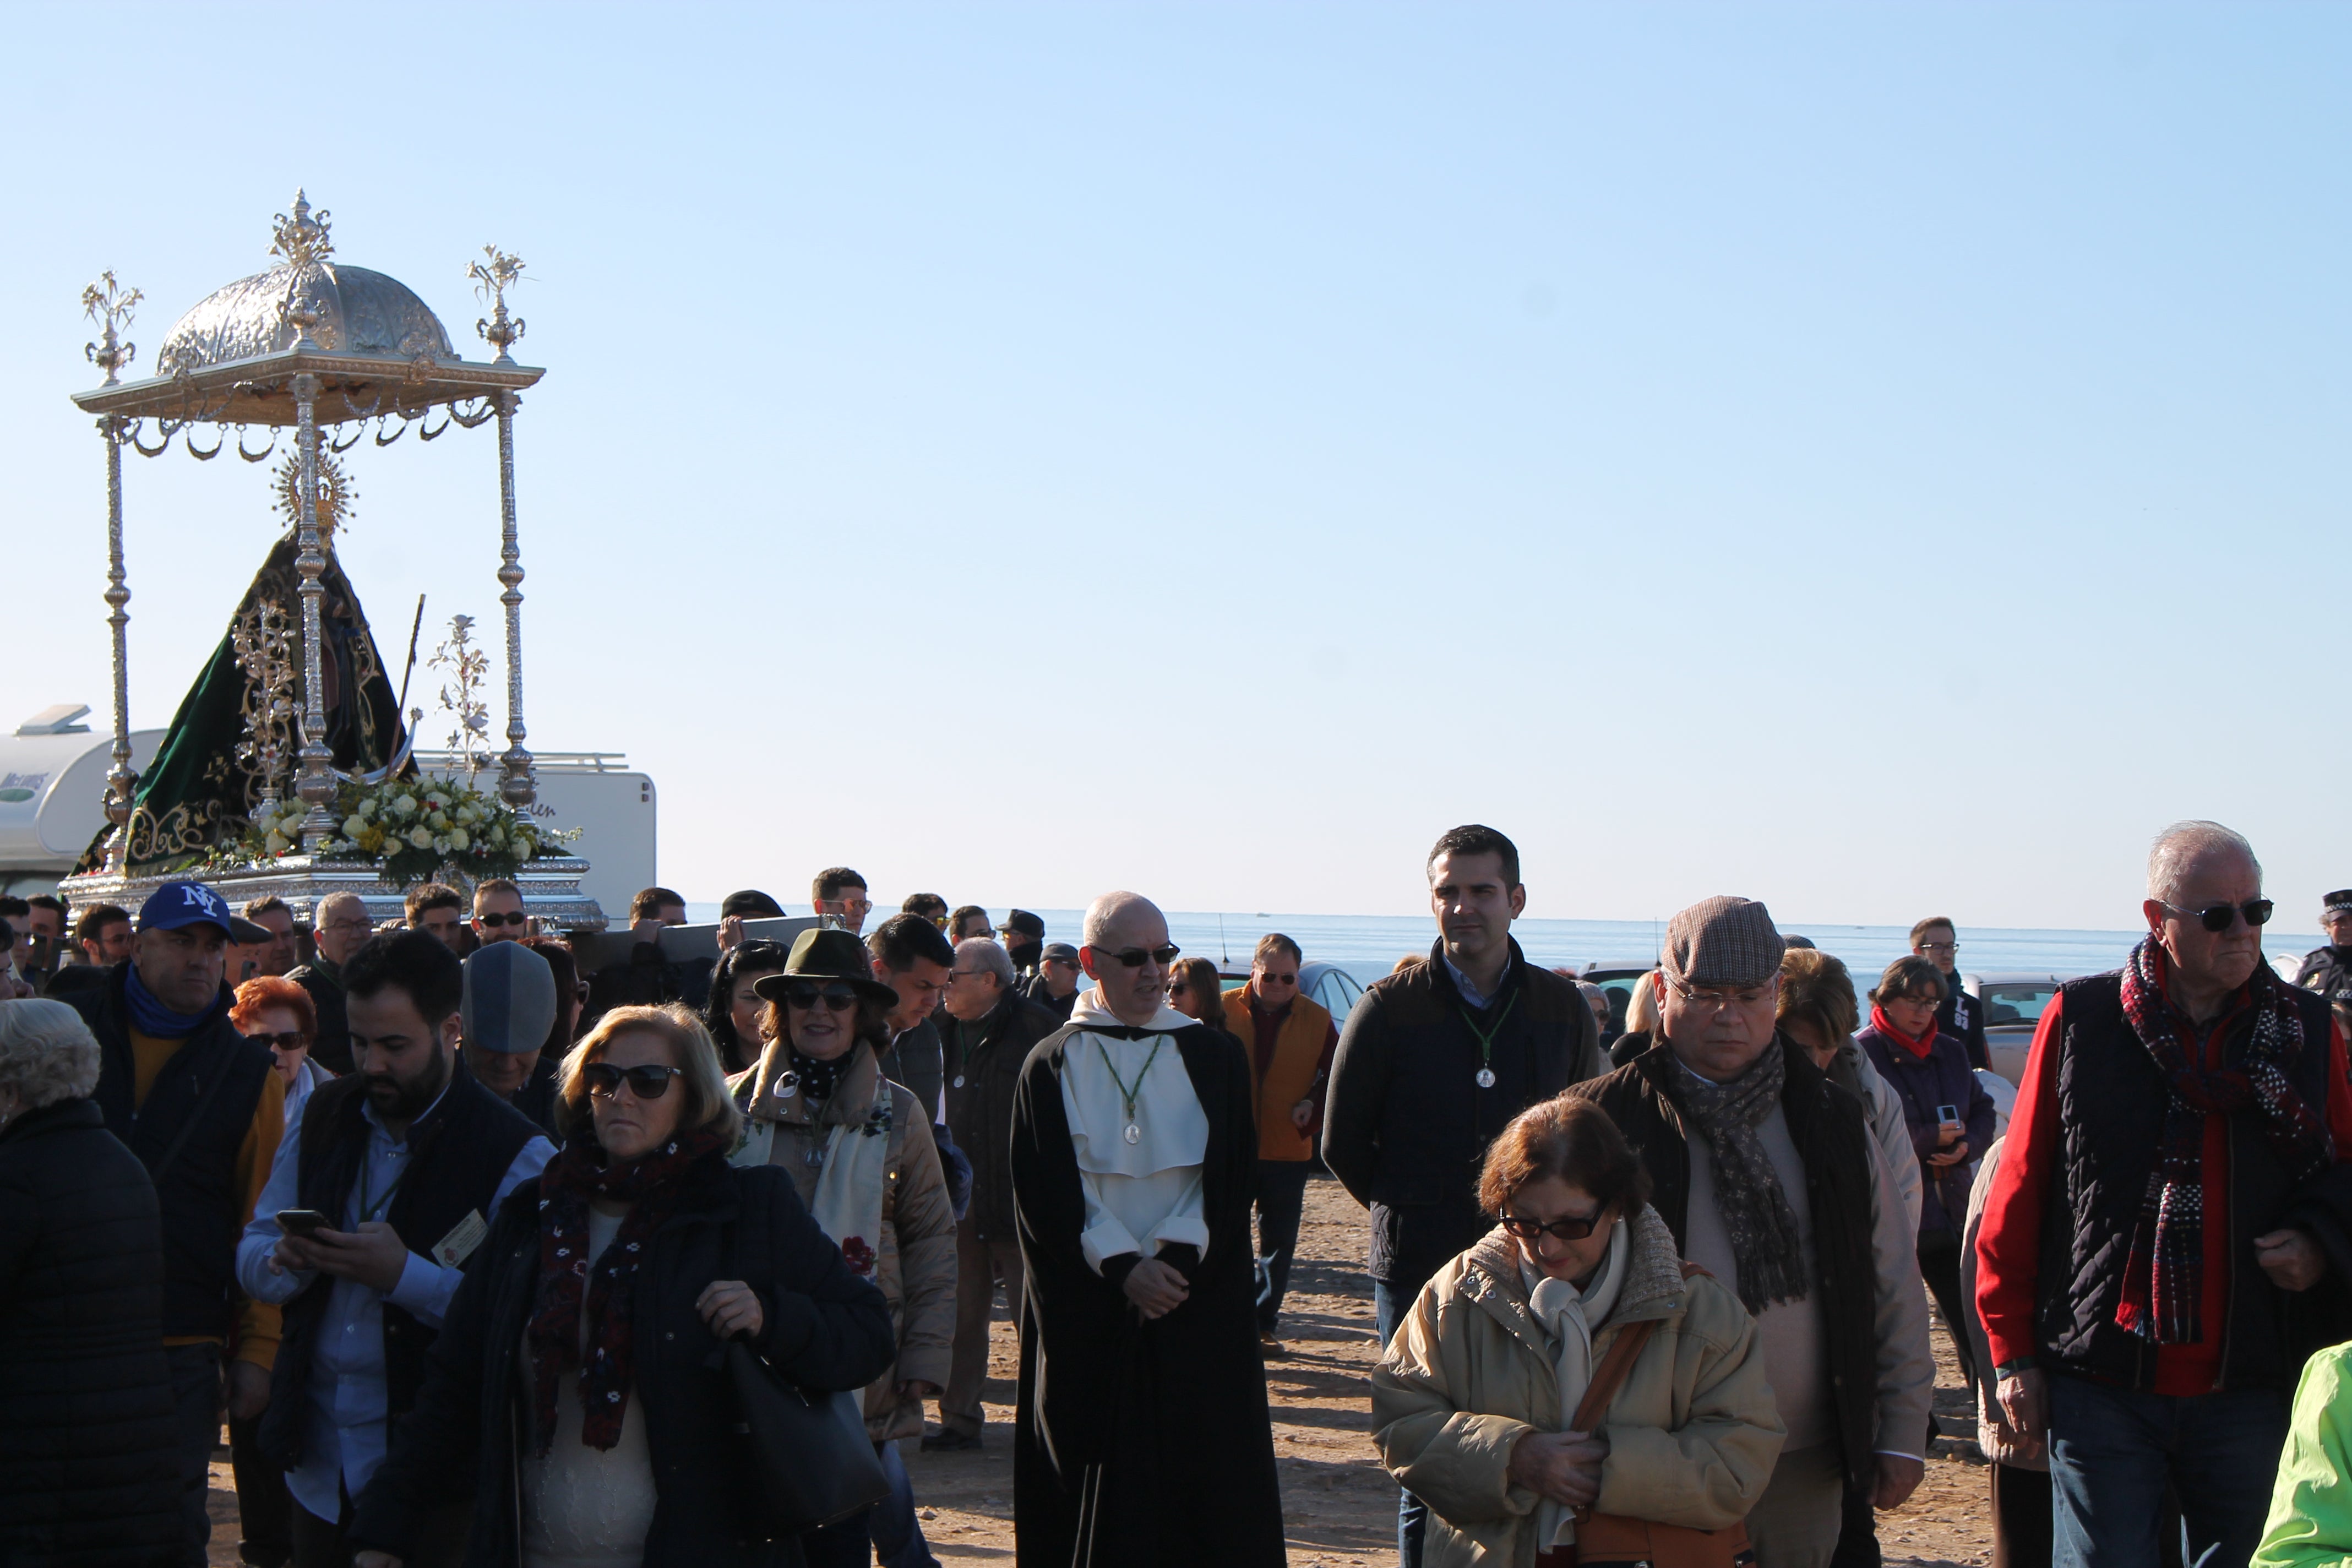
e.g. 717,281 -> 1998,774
1374,1279 -> 1429,1568
2049,1373 -> 2290,1568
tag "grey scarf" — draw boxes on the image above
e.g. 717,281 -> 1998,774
1666,1046 -> 1807,1314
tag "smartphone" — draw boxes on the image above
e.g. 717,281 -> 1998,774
1936,1104 -> 1961,1125
276,1209 -> 329,1239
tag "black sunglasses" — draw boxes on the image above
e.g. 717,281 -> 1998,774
246,1031 -> 308,1052
1499,1210 -> 1605,1243
1095,944 -> 1180,968
477,911 -> 529,928
2162,899 -> 2275,933
584,1061 -> 684,1099
781,983 -> 860,1011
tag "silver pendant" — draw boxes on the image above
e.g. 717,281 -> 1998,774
1124,1123 -> 1141,1145
952,1075 -> 966,1089
1476,1067 -> 1496,1088
804,1144 -> 825,1169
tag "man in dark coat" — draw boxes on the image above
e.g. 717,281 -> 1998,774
1010,891 -> 1285,1567
1322,824 -> 1604,1567
290,890 -> 374,1074
929,935 -> 1060,1450
1023,941 -> 1083,1021
68,880 -> 284,1568
870,912 -> 954,1118
1908,916 -> 1990,1071
2294,888 -> 2352,1004
456,939 -> 563,1139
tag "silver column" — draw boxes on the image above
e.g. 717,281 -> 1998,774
291,371 -> 336,848
100,417 -> 133,873
494,388 -> 535,806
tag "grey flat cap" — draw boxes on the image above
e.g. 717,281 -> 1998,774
462,940 -> 558,1054
1662,896 -> 1785,989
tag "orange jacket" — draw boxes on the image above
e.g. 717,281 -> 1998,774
1223,986 -> 1337,1162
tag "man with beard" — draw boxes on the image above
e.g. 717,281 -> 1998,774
236,930 -> 553,1567
69,880 -> 286,1566
1010,891 -> 1286,1566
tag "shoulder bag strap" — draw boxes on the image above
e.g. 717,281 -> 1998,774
1569,1315 -> 1658,1434
145,1038 -> 244,1186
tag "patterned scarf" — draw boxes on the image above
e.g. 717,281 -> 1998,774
2115,939 -> 2333,1344
525,1122 -> 728,1452
1663,1044 -> 1807,1314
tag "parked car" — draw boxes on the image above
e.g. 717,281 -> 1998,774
1964,971 -> 2075,1088
1580,961 -> 1658,1038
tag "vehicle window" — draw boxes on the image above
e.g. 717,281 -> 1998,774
1983,983 -> 2058,1028
1315,969 -> 1365,1028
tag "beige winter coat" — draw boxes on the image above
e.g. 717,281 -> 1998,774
730,1042 -> 958,1442
1372,1205 -> 1785,1568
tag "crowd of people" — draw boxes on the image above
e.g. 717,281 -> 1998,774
7,819 -> 2352,1568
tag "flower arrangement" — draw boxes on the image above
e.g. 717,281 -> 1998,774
213,773 -> 574,887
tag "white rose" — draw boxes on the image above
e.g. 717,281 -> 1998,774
407,825 -> 434,849
342,815 -> 367,838
393,796 -> 417,818
427,812 -> 449,831
264,830 -> 287,854
488,826 -> 507,847
447,827 -> 470,852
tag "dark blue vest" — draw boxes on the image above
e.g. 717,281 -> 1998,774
259,1063 -> 541,1469
73,963 -> 275,1340
2037,971 -> 2351,1390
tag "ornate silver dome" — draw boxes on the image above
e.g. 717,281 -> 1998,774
153,193 -> 454,377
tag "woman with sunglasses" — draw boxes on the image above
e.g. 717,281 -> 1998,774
1856,954 -> 1996,1400
232,973 -> 335,1126
731,928 -> 958,1568
1373,1096 -> 1783,1568
705,939 -> 791,1075
344,1004 -> 894,1568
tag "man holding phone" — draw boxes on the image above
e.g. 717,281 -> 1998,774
236,930 -> 553,1568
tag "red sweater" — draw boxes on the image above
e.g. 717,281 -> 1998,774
1975,983 -> 2352,1395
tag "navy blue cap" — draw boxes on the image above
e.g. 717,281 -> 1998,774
137,881 -> 270,943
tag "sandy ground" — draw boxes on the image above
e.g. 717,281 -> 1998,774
206,1175 -> 1995,1566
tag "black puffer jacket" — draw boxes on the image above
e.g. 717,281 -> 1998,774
0,1097 -> 180,1568
348,1149 -> 895,1568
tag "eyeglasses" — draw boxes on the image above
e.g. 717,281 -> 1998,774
1259,972 -> 1299,987
2162,900 -> 2275,933
1917,941 -> 1957,956
247,1031 -> 309,1052
781,983 -> 860,1011
476,911 -> 528,928
949,968 -> 994,981
1885,992 -> 1941,1008
322,916 -> 373,934
1093,944 -> 1180,968
584,1061 -> 684,1099
1665,978 -> 1770,1010
1499,1210 -> 1604,1243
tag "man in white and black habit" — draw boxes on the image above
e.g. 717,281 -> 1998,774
1010,890 -> 1286,1567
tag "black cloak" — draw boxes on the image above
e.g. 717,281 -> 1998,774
1010,1021 -> 1286,1567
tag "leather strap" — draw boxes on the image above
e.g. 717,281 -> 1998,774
1567,1261 -> 1707,1433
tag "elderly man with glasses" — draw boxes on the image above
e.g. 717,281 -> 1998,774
1573,895 -> 1933,1568
1977,821 -> 2352,1568
1009,890 -> 1285,1566
292,891 -> 377,1074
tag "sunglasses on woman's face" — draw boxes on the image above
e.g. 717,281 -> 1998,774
1096,943 -> 1180,968
782,983 -> 860,1012
1499,1209 -> 1604,1243
584,1061 -> 684,1100
2161,899 -> 2275,933
247,1031 -> 308,1052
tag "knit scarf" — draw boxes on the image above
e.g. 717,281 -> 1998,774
124,961 -> 229,1038
2115,939 -> 2333,1345
525,1123 -> 728,1452
1664,1046 -> 1807,1314
1870,1005 -> 1936,1061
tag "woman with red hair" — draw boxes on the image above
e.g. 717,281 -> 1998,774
230,974 -> 332,1125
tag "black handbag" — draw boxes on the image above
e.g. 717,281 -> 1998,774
722,1228 -> 891,1536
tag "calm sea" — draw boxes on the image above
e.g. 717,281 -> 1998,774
687,905 -> 2329,987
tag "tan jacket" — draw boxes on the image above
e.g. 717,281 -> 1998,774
731,1043 -> 958,1442
1372,1206 -> 1785,1568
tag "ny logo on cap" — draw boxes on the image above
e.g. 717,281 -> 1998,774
178,885 -> 222,917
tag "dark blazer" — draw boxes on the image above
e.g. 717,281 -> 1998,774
288,959 -> 354,1075
0,1098 -> 181,1568
941,988 -> 1066,1242
347,1151 -> 895,1568
1322,938 -> 1605,1291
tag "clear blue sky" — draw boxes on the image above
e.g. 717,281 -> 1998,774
4,4 -> 2345,931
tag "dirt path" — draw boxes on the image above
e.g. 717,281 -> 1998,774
207,1175 -> 1995,1566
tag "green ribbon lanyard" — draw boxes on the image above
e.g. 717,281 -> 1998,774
352,1159 -> 403,1226
1093,1035 -> 1166,1144
1456,990 -> 1518,1089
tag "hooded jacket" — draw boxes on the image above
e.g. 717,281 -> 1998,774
1371,1205 -> 1784,1568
